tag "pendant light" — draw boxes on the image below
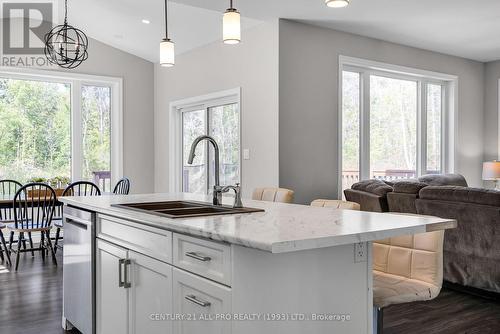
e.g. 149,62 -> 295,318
223,0 -> 241,44
325,0 -> 350,8
160,0 -> 174,67
44,0 -> 88,69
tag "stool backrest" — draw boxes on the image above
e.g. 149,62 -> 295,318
252,188 -> 294,203
310,199 -> 360,210
373,229 -> 444,286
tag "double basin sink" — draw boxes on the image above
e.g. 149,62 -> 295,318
112,200 -> 264,219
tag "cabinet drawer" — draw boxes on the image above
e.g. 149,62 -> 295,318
173,268 -> 231,334
173,233 -> 231,286
97,214 -> 172,263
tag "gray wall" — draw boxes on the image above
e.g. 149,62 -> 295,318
484,60 -> 500,161
279,19 -> 485,204
154,21 -> 279,198
69,38 -> 155,193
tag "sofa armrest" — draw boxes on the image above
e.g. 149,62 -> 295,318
344,189 -> 389,212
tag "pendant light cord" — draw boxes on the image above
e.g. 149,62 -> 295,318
229,0 -> 234,9
64,0 -> 68,25
164,0 -> 168,39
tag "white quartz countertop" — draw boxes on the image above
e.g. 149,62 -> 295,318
60,193 -> 456,253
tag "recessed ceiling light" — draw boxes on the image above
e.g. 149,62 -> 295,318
142,19 -> 151,24
325,0 -> 349,8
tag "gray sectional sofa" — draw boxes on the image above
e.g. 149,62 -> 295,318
345,174 -> 500,294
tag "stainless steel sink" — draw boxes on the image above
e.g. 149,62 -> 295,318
111,200 -> 264,219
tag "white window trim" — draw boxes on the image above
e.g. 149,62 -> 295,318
497,78 -> 500,159
338,56 -> 458,198
168,87 -> 241,193
0,66 -> 123,185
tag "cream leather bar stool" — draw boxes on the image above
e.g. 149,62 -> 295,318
310,199 -> 360,210
373,229 -> 444,333
252,188 -> 294,203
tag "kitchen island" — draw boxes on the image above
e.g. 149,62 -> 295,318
60,193 -> 456,334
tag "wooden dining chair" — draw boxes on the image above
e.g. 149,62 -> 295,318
113,177 -> 130,195
54,181 -> 101,252
6,183 -> 58,271
0,180 -> 22,266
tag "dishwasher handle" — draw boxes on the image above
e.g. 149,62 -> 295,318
64,218 -> 88,230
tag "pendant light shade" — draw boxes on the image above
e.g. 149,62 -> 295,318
223,0 -> 240,44
160,0 -> 174,67
160,39 -> 175,67
325,0 -> 349,8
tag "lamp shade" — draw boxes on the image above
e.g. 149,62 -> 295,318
160,39 -> 175,67
482,161 -> 500,180
223,9 -> 240,44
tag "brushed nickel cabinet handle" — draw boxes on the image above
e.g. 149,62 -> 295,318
185,252 -> 211,262
185,295 -> 211,307
123,259 -> 131,288
118,259 -> 125,287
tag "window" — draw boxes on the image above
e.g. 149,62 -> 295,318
176,89 -> 240,194
340,57 -> 455,196
81,85 -> 112,190
0,78 -> 70,183
0,70 -> 122,189
369,75 -> 418,180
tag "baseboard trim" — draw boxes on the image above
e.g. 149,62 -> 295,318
444,281 -> 500,301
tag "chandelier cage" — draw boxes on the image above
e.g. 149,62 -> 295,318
44,0 -> 89,69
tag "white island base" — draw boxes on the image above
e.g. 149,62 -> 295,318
60,193 -> 455,334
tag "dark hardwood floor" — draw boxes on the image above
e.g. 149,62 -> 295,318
0,249 -> 79,334
0,249 -> 499,334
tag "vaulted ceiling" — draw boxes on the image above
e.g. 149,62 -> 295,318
69,0 -> 500,63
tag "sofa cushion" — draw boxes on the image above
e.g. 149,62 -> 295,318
351,179 -> 393,197
418,173 -> 468,187
419,186 -> 500,207
392,181 -> 428,194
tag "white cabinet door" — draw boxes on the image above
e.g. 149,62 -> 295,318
128,250 -> 173,334
173,268 -> 231,334
96,239 -> 128,334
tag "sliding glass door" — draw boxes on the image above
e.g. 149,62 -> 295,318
341,69 -> 446,195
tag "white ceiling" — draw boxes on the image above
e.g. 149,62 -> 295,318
68,0 -> 261,63
68,0 -> 500,63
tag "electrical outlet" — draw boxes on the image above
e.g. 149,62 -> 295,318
354,242 -> 367,263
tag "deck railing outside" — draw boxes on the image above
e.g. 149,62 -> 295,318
92,171 -> 111,192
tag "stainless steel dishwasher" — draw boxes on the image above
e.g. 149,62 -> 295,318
62,205 -> 95,334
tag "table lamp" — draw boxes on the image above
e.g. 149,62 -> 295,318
482,161 -> 500,190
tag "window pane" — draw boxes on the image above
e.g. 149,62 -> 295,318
208,103 -> 240,188
427,84 -> 442,173
82,85 -> 111,191
342,71 -> 360,194
182,110 -> 206,193
0,78 -> 70,184
370,75 -> 417,181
